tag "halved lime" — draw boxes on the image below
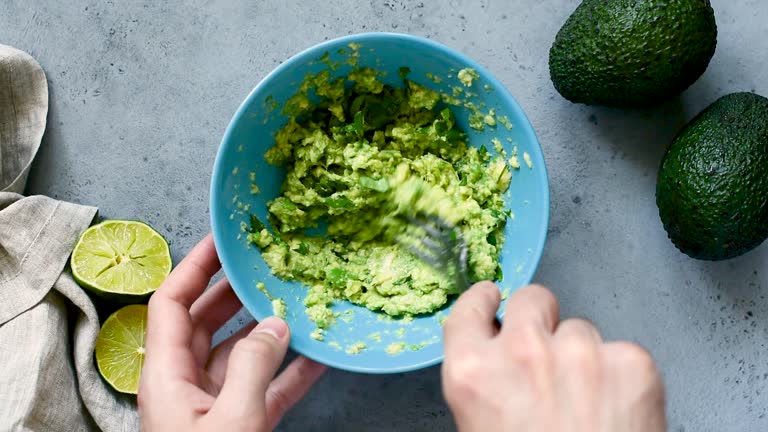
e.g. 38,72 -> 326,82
95,304 -> 147,394
71,220 -> 172,302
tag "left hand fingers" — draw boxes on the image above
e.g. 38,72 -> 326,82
266,356 -> 327,430
205,320 -> 258,390
145,234 -> 220,382
189,277 -> 244,366
209,318 -> 291,421
190,277 -> 243,335
204,322 -> 327,427
157,233 -> 221,308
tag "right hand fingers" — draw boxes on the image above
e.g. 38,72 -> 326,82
210,317 -> 291,422
601,342 -> 664,394
601,342 -> 667,431
551,319 -> 604,423
554,318 -> 603,344
500,284 -> 560,335
443,281 -> 501,356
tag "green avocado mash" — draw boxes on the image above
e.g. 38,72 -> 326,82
248,65 -> 512,329
386,342 -> 407,355
457,68 -> 480,87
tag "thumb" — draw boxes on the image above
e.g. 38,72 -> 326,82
210,317 -> 290,422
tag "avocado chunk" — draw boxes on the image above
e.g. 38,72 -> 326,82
656,92 -> 768,261
549,0 -> 717,108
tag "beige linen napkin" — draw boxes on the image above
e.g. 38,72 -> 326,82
0,44 -> 139,431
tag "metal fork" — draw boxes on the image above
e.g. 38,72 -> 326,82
398,215 -> 470,292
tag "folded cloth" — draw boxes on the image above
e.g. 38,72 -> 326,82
0,45 -> 139,431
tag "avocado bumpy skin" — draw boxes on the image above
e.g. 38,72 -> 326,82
549,0 -> 717,108
656,92 -> 768,261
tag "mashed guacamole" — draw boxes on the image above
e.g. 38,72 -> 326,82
248,66 -> 512,329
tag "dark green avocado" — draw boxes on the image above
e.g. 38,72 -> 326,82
656,92 -> 768,260
549,0 -> 717,108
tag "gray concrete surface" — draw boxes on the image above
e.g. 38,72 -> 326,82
2,0 -> 767,430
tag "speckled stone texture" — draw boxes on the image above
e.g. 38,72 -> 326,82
2,1 -> 767,430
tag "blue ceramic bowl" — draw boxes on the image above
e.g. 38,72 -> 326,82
211,33 -> 549,373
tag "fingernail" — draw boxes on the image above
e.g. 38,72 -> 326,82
471,281 -> 501,298
254,316 -> 288,340
472,281 -> 498,291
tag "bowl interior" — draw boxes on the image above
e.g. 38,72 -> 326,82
211,33 -> 549,373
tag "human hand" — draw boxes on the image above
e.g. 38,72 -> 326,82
442,282 -> 666,432
138,234 -> 327,431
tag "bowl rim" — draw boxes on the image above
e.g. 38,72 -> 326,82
210,32 -> 550,374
